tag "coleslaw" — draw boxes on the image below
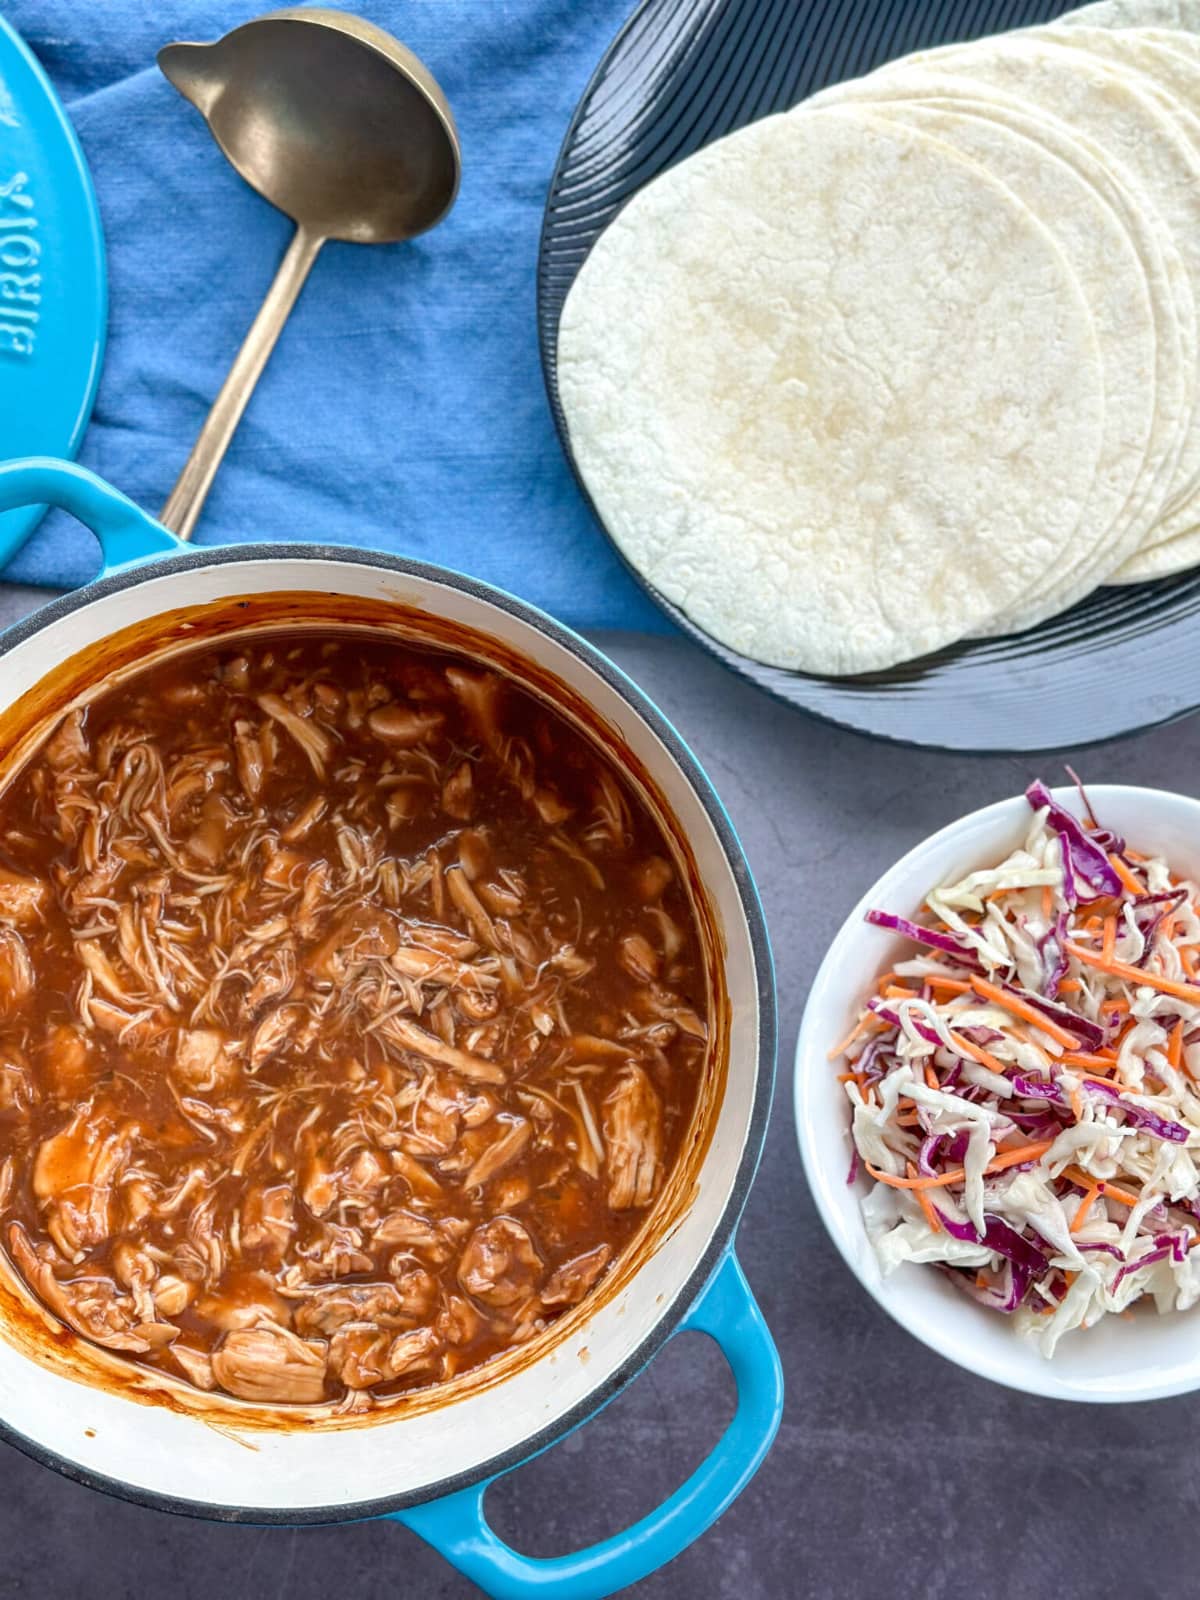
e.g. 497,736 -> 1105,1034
834,779 -> 1200,1356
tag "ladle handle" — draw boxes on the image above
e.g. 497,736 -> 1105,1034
159,223 -> 325,540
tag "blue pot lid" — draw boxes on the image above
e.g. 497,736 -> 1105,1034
0,15 -> 106,564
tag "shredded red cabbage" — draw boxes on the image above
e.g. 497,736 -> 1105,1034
957,1260 -> 1031,1314
1112,1241 -> 1174,1290
1133,890 -> 1189,969
864,909 -> 982,967
1082,1078 -> 1189,1143
1076,1241 -> 1125,1260
981,1214 -> 1051,1276
1063,765 -> 1124,853
1025,780 -> 1123,904
867,999 -> 942,1046
934,1209 -> 1050,1278
1006,1111 -> 1065,1137
955,1024 -> 1006,1046
918,1130 -> 969,1175
1010,1073 -> 1065,1103
1037,909 -> 1070,997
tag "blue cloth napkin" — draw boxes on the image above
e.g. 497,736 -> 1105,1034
6,0 -> 667,633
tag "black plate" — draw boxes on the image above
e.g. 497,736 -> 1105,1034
537,0 -> 1200,752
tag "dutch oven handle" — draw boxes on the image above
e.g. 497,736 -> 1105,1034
0,457 -> 186,572
395,1248 -> 783,1600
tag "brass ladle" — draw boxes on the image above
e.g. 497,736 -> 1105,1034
157,8 -> 460,540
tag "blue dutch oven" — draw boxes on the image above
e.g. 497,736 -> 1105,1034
0,456 -> 782,1599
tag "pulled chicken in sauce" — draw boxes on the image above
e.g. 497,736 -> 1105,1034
0,633 -> 708,1410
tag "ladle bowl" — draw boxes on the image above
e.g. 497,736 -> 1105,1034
157,8 -> 461,540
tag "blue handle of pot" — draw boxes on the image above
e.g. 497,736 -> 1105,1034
0,456 -> 185,573
395,1249 -> 782,1600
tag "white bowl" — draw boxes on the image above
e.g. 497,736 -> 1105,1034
794,784 -> 1200,1403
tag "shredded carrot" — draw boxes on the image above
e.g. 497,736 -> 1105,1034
1058,979 -> 1081,994
970,975 -> 1080,1048
1062,1051 -> 1119,1074
1069,1186 -> 1100,1233
866,1139 -> 1054,1191
1069,1085 -> 1084,1122
828,1012 -> 880,1061
836,1072 -> 868,1086
1065,942 -> 1200,1005
1101,915 -> 1117,963
947,1028 -> 1007,1078
908,1163 -> 942,1232
924,1062 -> 939,1091
1108,853 -> 1143,896
1169,1020 -> 1184,1073
1041,884 -> 1053,920
927,976 -> 971,997
1062,1164 -> 1139,1207
883,983 -> 916,1000
1125,848 -> 1148,864
1182,946 -> 1199,980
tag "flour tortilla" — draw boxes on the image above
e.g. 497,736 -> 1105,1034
1045,24 -> 1200,573
803,65 -> 1194,583
869,35 -> 1200,522
862,102 -> 1160,633
1112,42 -> 1200,574
1058,1 -> 1200,29
1039,26 -> 1200,544
558,108 -> 1106,675
1111,521 -> 1200,578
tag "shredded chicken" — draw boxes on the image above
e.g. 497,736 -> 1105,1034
0,868 -> 45,925
32,1112 -> 134,1257
458,1217 -> 543,1308
255,694 -> 333,777
603,1067 -> 664,1210
0,928 -> 33,1012
0,633 -> 708,1409
294,1281 -> 412,1337
368,705 -> 446,746
542,1243 -> 612,1309
211,1324 -> 327,1403
464,1117 -> 531,1189
174,1029 -> 237,1093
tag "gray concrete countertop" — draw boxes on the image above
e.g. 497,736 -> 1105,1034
0,588 -> 1191,1598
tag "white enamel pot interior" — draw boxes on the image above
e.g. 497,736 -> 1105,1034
0,542 -> 775,1519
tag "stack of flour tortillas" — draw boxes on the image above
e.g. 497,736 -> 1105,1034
557,0 -> 1200,675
